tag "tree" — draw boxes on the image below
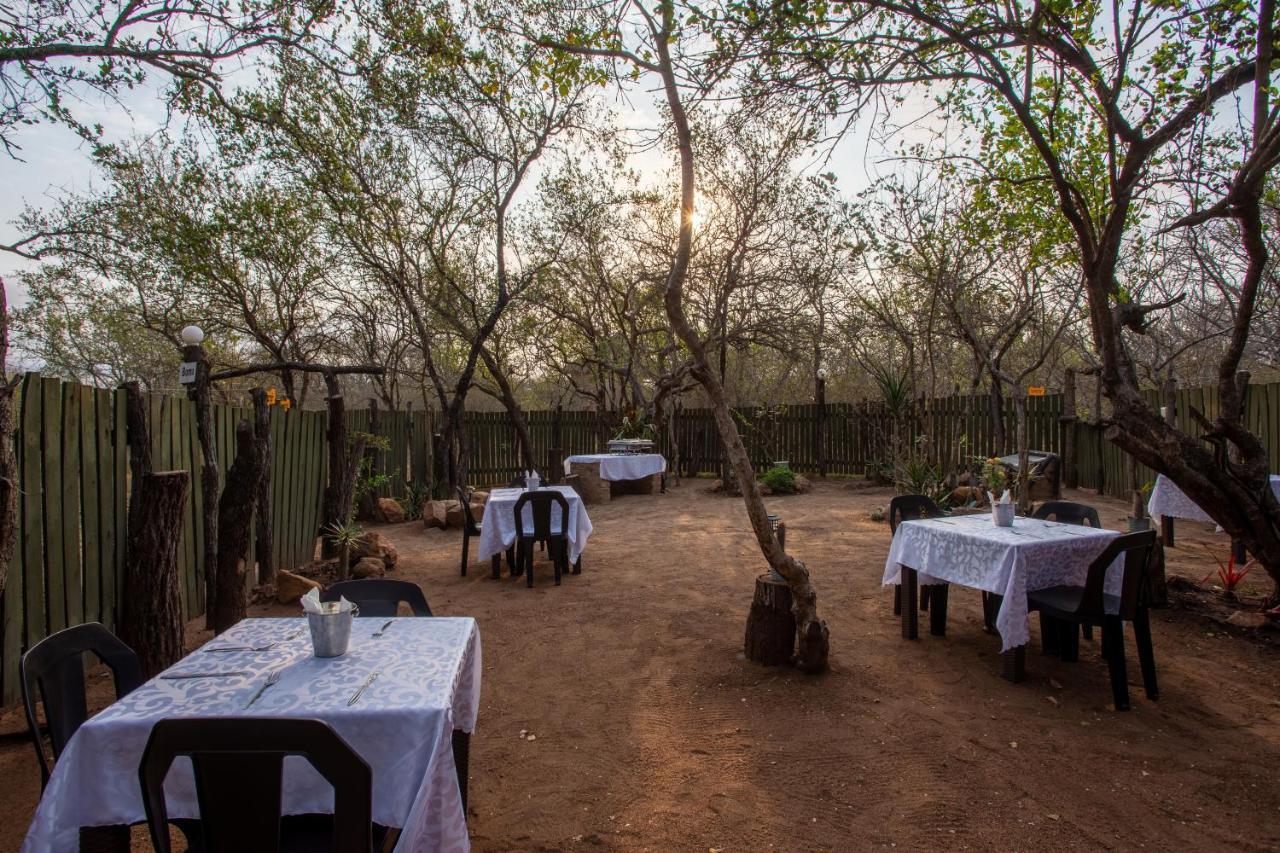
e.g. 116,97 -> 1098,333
730,0 -> 1280,602
532,0 -> 831,670
0,0 -> 333,161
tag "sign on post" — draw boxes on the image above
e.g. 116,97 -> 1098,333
178,362 -> 198,385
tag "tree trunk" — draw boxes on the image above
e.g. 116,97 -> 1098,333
651,10 -> 827,671
0,282 -> 18,600
1062,368 -> 1077,489
214,420 -> 266,633
357,397 -> 381,521
1013,389 -> 1031,514
989,378 -> 1006,453
120,472 -> 189,678
185,343 -> 220,630
479,347 -> 539,473
321,371 -> 348,557
253,389 -> 275,585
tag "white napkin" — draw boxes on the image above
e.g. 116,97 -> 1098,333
999,489 -> 1012,505
301,587 -> 354,614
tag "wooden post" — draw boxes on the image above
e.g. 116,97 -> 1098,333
119,384 -> 188,678
743,574 -> 795,666
0,284 -> 18,602
184,341 -> 219,630
320,371 -> 350,557
1062,368 -> 1078,489
120,471 -> 190,678
214,418 -> 267,633
357,396 -> 381,520
1093,377 -> 1105,493
253,389 -> 274,585
815,375 -> 828,477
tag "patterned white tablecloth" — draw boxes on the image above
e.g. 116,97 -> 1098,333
1147,473 -> 1280,524
23,616 -> 480,853
882,515 -> 1121,651
562,453 -> 666,481
477,486 -> 592,563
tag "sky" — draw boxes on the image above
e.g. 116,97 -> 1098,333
0,61 -> 917,315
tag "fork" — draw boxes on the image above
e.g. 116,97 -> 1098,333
348,671 -> 380,706
244,668 -> 283,709
371,619 -> 394,638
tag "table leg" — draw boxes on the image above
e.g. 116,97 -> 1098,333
79,825 -> 130,853
1160,515 -> 1175,547
927,584 -> 948,636
1000,645 -> 1026,682
452,729 -> 470,818
900,568 -> 918,640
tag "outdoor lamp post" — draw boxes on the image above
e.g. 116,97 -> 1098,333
816,365 -> 828,477
178,324 -> 219,628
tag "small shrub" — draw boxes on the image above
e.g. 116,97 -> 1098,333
761,465 -> 797,494
399,482 -> 429,522
869,505 -> 885,522
894,457 -> 951,506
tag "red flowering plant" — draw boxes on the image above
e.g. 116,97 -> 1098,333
1200,546 -> 1255,600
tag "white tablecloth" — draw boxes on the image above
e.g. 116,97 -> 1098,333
563,453 -> 666,481
1147,473 -> 1280,524
882,515 -> 1121,651
23,617 -> 481,853
477,486 -> 593,563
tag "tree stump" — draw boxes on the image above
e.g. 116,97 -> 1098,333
1146,538 -> 1169,608
119,471 -> 190,678
214,421 -> 266,633
744,573 -> 795,666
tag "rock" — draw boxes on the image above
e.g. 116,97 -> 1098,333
470,490 -> 489,504
469,503 -> 486,523
1226,610 -> 1268,629
794,475 -> 812,494
445,501 -> 467,529
276,570 -> 321,604
950,486 -> 988,507
350,557 -> 385,579
374,497 -> 405,524
758,483 -> 773,496
352,531 -> 398,568
710,479 -> 725,493
423,500 -> 448,529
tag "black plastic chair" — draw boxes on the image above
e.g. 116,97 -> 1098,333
323,579 -> 432,617
139,717 -> 381,853
1031,500 -> 1103,642
1026,529 -> 1159,711
1032,500 -> 1102,528
888,495 -> 944,618
20,622 -> 144,789
513,490 -> 572,587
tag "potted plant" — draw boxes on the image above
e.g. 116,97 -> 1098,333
1128,480 -> 1154,532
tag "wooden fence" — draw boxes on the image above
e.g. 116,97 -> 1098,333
0,375 -> 427,706
4,376 -> 1278,705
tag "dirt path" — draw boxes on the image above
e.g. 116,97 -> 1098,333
1,481 -> 1277,850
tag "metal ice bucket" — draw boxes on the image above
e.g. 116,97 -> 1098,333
307,603 -> 358,658
992,502 -> 1015,528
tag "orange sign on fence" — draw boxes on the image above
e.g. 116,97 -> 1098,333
1027,386 -> 1047,397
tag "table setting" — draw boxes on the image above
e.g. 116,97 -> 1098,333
23,614 -> 481,852
883,510 -> 1123,672
476,484 -> 593,565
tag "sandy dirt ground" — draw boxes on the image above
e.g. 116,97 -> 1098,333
1,480 -> 1278,851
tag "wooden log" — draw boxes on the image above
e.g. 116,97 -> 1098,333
213,420 -> 266,633
743,573 -> 795,666
119,471 -> 190,679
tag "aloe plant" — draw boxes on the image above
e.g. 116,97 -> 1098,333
324,520 -> 364,581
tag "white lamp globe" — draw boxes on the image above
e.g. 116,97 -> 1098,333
179,325 -> 205,346
817,366 -> 828,380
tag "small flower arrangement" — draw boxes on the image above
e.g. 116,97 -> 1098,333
979,456 -> 1009,499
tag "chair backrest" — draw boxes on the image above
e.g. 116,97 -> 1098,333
139,717 -> 373,853
1032,500 -> 1102,528
1079,529 -> 1157,619
888,495 -> 942,534
456,487 -> 481,536
513,490 -> 570,541
20,622 -> 143,788
323,579 -> 432,617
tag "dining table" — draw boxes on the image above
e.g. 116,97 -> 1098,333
475,485 -> 593,567
882,513 -> 1122,680
1147,472 -> 1280,548
23,615 -> 481,853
